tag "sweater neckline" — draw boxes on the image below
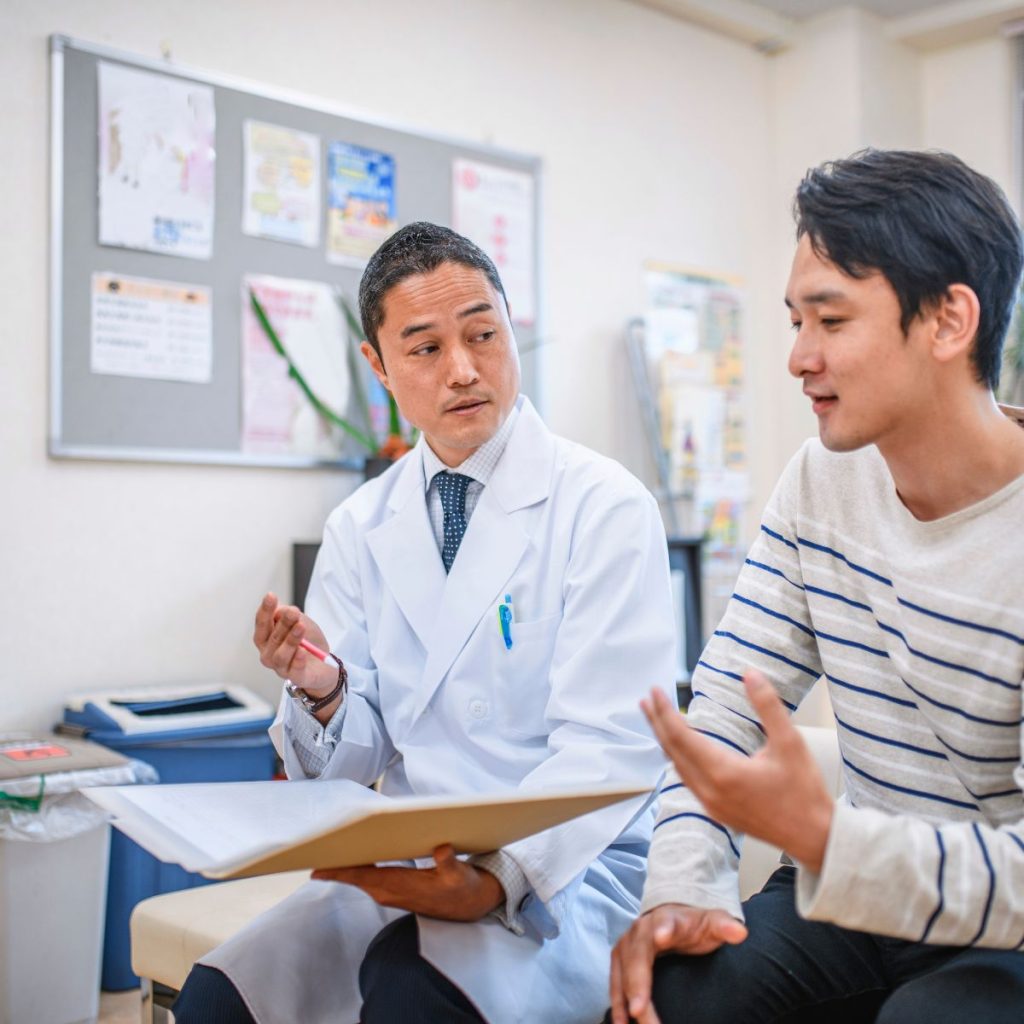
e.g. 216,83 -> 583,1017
876,448 -> 1024,533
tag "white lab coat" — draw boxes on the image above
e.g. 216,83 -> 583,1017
203,398 -> 677,1023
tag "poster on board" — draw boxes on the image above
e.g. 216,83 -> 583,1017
452,159 -> 535,326
90,272 -> 212,383
241,275 -> 350,458
326,141 -> 397,267
242,120 -> 321,247
98,62 -> 216,260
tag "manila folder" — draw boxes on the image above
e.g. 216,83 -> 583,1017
82,779 -> 650,880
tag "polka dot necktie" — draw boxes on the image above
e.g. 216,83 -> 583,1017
435,472 -> 472,573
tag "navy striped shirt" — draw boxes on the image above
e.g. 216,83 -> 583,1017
643,439 -> 1024,950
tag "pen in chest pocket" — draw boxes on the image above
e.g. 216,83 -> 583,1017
498,594 -> 514,650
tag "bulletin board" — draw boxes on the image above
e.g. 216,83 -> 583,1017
49,35 -> 543,469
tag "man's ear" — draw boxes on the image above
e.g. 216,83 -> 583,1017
931,284 -> 981,366
360,341 -> 390,391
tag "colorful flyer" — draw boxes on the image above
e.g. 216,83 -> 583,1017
241,275 -> 350,458
98,62 -> 216,260
243,121 -> 322,247
326,141 -> 397,267
643,265 -> 748,634
90,273 -> 212,383
452,159 -> 535,325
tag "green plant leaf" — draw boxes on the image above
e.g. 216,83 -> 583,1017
335,292 -> 417,448
337,293 -> 366,343
333,290 -> 376,449
248,289 -> 378,453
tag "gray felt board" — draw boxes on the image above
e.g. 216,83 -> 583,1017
50,35 -> 542,469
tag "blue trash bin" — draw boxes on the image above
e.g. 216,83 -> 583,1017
62,686 -> 277,990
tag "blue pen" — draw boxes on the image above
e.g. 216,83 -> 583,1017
498,594 -> 514,649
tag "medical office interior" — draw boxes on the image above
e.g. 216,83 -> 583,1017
1,0 -> 1020,1021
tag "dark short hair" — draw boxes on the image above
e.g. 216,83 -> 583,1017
794,149 -> 1023,390
358,222 -> 508,358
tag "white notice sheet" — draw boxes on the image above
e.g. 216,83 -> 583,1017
98,61 -> 215,260
453,159 -> 535,326
90,272 -> 212,383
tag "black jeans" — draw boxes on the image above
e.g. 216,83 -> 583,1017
609,866 -> 1024,1024
172,914 -> 485,1023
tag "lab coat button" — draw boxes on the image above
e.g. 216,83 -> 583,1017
469,699 -> 488,719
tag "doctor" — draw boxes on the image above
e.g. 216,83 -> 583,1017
172,222 -> 677,1024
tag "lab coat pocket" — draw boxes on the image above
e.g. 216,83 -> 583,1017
492,611 -> 560,738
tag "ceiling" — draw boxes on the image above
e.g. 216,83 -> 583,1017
751,0 -> 965,17
628,0 -> 1024,51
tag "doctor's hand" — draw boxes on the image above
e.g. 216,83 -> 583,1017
253,592 -> 335,696
642,669 -> 834,873
312,844 -> 505,922
609,903 -> 747,1024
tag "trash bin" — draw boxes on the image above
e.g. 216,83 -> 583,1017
62,685 -> 277,990
0,734 -> 150,1024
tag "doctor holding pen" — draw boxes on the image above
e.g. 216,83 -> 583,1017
171,222 -> 678,1024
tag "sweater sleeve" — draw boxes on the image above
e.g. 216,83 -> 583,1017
797,778 -> 1024,948
642,445 -> 825,918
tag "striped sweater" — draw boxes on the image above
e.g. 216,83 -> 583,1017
642,438 -> 1024,949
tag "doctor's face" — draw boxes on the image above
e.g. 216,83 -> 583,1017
362,262 -> 521,467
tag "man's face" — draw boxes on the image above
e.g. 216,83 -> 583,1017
785,234 -> 934,454
363,262 -> 521,467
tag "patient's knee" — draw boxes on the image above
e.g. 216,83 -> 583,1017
647,947 -> 762,1024
877,959 -> 1024,1024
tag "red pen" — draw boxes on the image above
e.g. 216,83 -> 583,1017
299,638 -> 330,662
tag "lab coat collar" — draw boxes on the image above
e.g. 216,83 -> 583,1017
365,443 -> 446,653
384,439 -> 430,514
377,394 -> 551,516
482,397 -> 552,513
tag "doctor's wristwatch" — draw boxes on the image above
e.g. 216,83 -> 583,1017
286,653 -> 348,714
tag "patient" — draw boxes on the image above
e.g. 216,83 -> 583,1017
611,149 -> 1024,1024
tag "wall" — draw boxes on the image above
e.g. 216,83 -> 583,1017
0,0 -> 774,729
921,33 -> 1018,209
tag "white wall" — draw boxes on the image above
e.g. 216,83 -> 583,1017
921,33 -> 1018,209
0,0 -> 774,729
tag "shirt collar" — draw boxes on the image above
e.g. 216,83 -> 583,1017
422,396 -> 522,490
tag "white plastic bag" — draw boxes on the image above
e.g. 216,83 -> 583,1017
0,758 -> 157,842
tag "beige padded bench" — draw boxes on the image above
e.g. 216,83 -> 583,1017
129,726 -> 841,1023
130,870 -> 309,1022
